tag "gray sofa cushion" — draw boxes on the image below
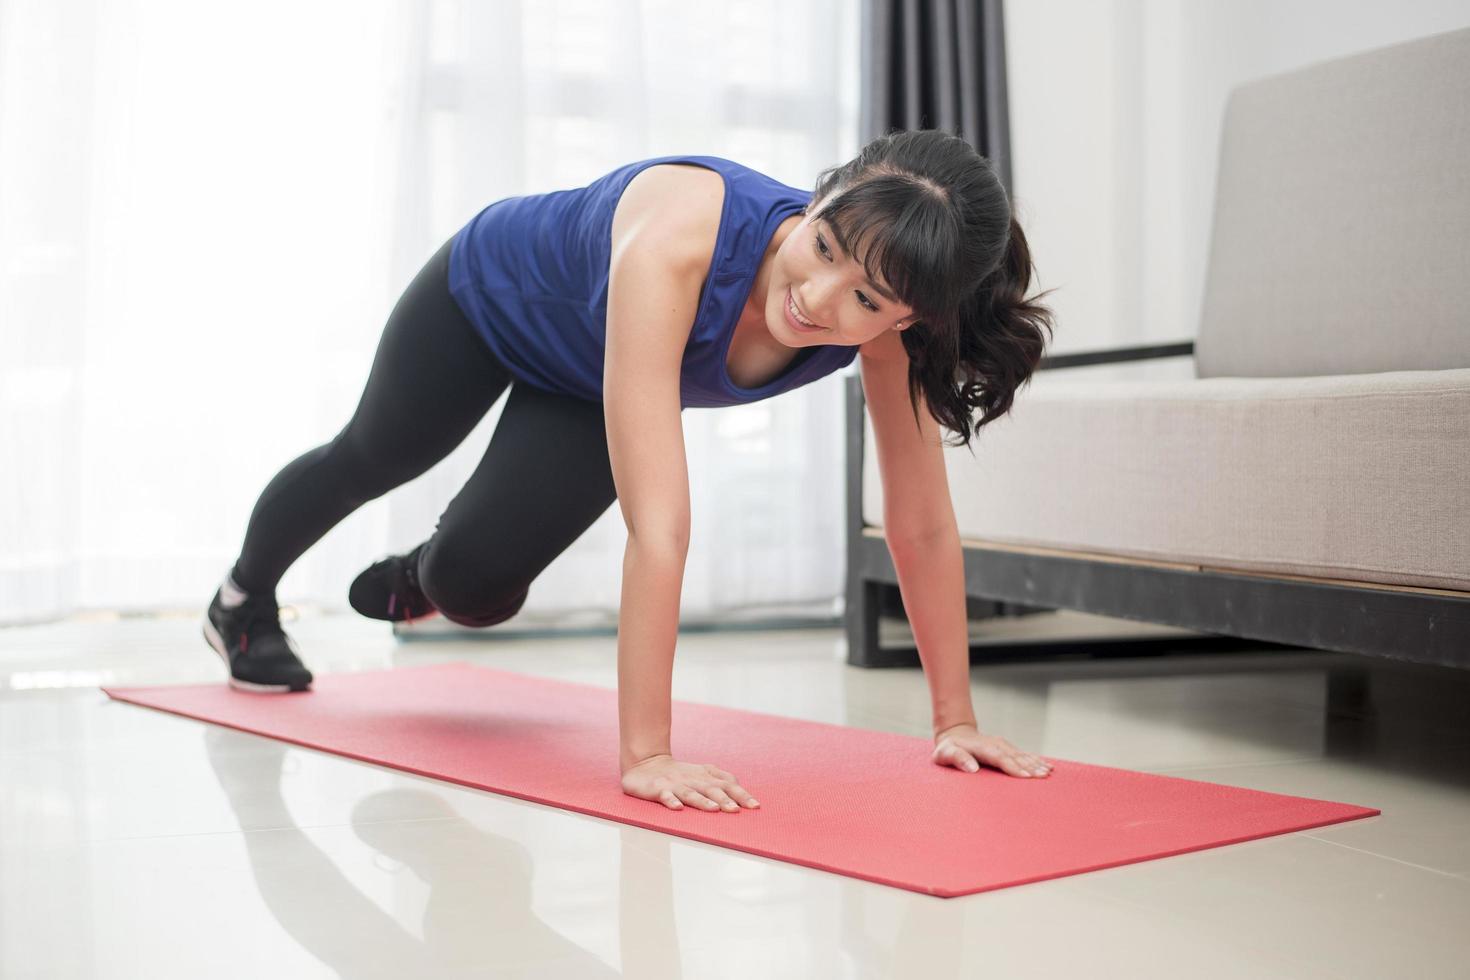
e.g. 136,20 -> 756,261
862,369 -> 1470,592
1195,27 -> 1470,379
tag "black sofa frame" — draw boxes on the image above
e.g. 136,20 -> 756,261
844,342 -> 1470,671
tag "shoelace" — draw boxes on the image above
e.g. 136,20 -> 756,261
389,546 -> 430,619
232,594 -> 288,655
403,544 -> 426,595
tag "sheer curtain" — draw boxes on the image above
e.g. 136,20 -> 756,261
0,0 -> 861,627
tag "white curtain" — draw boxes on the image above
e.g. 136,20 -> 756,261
0,0 -> 861,627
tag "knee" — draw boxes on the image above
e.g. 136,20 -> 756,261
417,540 -> 530,627
438,589 -> 529,628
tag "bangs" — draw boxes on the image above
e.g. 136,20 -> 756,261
809,175 -> 969,321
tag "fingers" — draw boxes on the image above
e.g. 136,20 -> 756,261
697,767 -> 760,809
661,782 -> 760,812
725,784 -> 761,808
937,744 -> 980,772
997,754 -> 1041,778
1014,755 -> 1052,777
672,786 -> 728,811
677,787 -> 719,810
940,744 -> 977,770
987,751 -> 1051,778
703,787 -> 742,811
974,736 -> 1053,778
936,741 -> 1054,778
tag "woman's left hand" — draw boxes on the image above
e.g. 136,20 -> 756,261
932,723 -> 1052,778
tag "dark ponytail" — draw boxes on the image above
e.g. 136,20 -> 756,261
810,129 -> 1055,452
901,213 -> 1052,449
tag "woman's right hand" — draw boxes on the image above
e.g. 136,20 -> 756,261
621,754 -> 761,812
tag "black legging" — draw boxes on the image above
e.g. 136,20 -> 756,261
231,236 -> 619,627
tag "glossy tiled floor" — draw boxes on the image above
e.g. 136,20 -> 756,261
3,610 -> 1468,978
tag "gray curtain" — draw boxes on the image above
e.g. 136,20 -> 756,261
860,0 -> 1012,193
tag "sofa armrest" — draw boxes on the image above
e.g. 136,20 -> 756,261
1037,341 -> 1194,372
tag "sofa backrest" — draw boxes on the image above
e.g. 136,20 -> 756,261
1194,27 -> 1470,379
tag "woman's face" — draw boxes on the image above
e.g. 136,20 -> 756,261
765,206 -> 916,349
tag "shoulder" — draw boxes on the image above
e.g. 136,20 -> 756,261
859,326 -> 909,364
610,164 -> 725,276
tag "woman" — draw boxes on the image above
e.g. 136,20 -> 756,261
202,129 -> 1057,812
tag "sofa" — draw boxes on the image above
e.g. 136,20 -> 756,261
846,27 -> 1470,671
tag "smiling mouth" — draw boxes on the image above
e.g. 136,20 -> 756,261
786,288 -> 824,330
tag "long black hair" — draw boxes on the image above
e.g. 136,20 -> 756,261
808,129 -> 1055,451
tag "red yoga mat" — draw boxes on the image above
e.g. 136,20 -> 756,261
103,662 -> 1379,898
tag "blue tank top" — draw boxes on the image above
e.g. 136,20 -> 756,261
446,154 -> 858,409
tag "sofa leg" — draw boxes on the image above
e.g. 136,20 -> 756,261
1324,666 -> 1376,757
844,578 -> 885,668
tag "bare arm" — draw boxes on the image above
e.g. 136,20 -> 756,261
604,244 -> 698,772
600,166 -> 766,811
859,333 -> 1053,779
858,334 -> 975,735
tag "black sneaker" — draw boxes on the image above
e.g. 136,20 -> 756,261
348,542 -> 439,623
202,589 -> 314,693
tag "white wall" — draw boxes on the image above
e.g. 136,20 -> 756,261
1005,0 -> 1470,358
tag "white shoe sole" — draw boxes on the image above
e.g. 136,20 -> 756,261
201,615 -> 307,694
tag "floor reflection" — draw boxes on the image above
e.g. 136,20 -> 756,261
203,726 -> 686,977
199,721 -> 993,979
